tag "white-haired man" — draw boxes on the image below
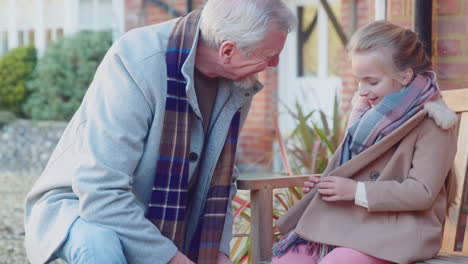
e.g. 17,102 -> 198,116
24,0 -> 295,263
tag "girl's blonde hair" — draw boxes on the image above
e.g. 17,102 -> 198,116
348,20 -> 457,212
347,20 -> 431,77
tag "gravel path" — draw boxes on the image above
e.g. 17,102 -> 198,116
0,173 -> 65,264
0,172 -> 250,263
1,173 -> 35,264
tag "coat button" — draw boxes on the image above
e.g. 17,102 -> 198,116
370,171 -> 380,181
244,92 -> 250,97
189,152 -> 198,162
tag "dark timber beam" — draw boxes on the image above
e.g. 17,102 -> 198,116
297,6 -> 305,77
413,0 -> 432,57
350,0 -> 357,34
147,0 -> 183,18
319,0 -> 348,46
187,0 -> 193,13
297,7 -> 318,76
303,10 -> 318,39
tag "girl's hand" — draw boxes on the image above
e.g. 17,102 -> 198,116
317,176 -> 357,202
302,175 -> 320,194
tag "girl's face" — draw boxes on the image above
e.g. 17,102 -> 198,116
351,50 -> 409,107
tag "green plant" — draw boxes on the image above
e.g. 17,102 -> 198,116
230,95 -> 346,263
23,30 -> 112,121
231,195 -> 251,264
0,45 -> 37,115
285,94 -> 345,175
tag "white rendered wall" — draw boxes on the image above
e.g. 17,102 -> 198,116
0,0 -> 115,56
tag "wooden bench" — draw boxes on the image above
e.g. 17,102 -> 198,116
237,88 -> 468,264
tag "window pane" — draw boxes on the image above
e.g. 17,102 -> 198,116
328,2 -> 343,77
298,5 -> 319,77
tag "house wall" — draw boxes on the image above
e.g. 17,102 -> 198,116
432,0 -> 468,90
388,0 -> 468,90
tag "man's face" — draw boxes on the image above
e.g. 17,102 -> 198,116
221,28 -> 288,89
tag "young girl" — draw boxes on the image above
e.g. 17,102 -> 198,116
272,21 -> 459,264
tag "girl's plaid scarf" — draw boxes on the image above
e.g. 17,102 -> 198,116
341,71 -> 440,164
146,9 -> 241,263
273,71 -> 440,261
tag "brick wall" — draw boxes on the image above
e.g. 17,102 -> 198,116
387,0 -> 468,90
237,68 -> 278,171
432,0 -> 468,90
124,0 -> 279,171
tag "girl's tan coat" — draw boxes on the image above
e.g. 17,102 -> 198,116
277,106 -> 458,264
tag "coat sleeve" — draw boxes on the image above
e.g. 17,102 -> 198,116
219,98 -> 253,256
73,49 -> 178,263
365,120 -> 457,212
219,165 -> 240,256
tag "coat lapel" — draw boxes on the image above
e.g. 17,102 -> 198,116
276,110 -> 428,235
329,110 -> 428,178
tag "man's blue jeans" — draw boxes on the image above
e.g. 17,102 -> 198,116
55,217 -> 127,264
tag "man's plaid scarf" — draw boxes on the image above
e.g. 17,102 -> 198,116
146,9 -> 241,263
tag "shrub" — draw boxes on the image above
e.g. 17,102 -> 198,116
24,31 -> 112,121
0,46 -> 37,115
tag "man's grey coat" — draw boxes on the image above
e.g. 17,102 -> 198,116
24,17 -> 262,264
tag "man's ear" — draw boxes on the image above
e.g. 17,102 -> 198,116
219,41 -> 236,64
400,68 -> 414,86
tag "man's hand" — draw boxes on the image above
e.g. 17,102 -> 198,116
168,251 -> 195,264
216,251 -> 232,264
302,175 -> 320,194
317,176 -> 357,202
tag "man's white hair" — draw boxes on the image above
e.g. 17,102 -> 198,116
200,0 -> 296,54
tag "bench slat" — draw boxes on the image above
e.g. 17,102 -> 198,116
441,112 -> 468,254
441,89 -> 468,113
458,114 -> 468,255
237,174 -> 315,190
416,254 -> 468,263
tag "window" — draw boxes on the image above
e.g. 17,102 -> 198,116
297,5 -> 319,76
297,2 -> 343,77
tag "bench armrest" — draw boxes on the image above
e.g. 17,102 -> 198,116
235,173 -> 320,263
237,174 -> 320,190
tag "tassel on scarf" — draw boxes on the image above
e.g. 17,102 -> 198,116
273,231 -> 335,262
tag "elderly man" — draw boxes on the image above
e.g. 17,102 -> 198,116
24,0 -> 295,263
